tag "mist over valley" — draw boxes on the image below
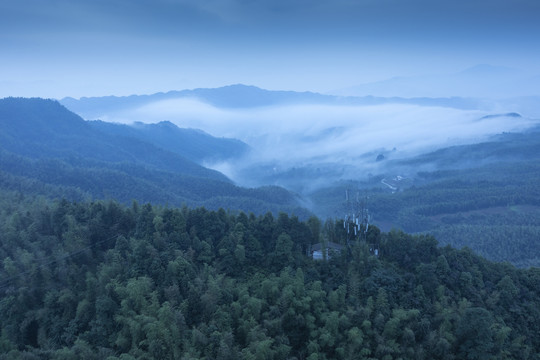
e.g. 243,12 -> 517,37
54,81 -> 540,268
60,82 -> 540,195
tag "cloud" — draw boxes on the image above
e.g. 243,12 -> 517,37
102,98 -> 540,186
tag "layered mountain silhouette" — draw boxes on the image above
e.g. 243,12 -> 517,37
0,97 -> 308,216
336,64 -> 540,98
60,84 -> 490,121
89,120 -> 249,164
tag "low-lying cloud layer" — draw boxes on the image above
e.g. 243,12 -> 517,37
99,98 -> 539,188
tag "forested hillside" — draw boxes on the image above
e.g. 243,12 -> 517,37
88,120 -> 248,164
0,97 -> 308,217
309,127 -> 540,268
1,192 -> 539,359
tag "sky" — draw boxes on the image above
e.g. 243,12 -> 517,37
2,0 -> 540,99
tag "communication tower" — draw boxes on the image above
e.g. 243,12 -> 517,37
343,189 -> 379,255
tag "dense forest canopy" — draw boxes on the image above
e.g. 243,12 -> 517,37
0,191 -> 539,359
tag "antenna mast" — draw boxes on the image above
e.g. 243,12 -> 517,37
343,188 -> 378,255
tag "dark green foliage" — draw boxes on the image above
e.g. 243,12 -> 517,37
1,192 -> 539,359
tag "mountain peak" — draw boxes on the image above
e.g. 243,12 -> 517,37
155,120 -> 178,129
220,83 -> 261,90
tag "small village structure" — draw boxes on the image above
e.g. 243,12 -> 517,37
310,242 -> 345,260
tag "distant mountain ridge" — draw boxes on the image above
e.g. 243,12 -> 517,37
60,84 -> 332,117
336,64 -> 540,98
59,84 -> 490,120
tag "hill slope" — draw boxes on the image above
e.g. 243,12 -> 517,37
308,126 -> 540,267
0,97 -> 308,216
0,97 -> 225,180
88,120 -> 249,164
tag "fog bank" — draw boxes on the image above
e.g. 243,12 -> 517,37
99,98 -> 539,189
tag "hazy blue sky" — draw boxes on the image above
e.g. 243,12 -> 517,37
2,0 -> 540,98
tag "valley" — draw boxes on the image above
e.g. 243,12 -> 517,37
1,83 -> 540,360
48,85 -> 540,268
